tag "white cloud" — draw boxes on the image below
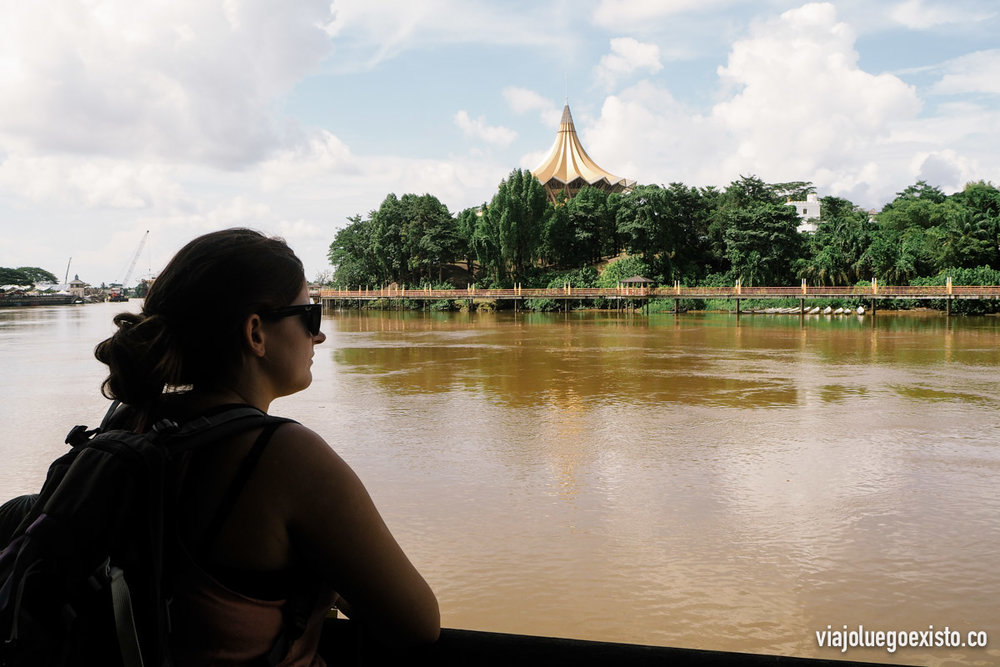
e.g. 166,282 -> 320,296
931,49 -> 1000,95
0,0 -> 334,168
593,38 -> 663,89
579,2 -> 1000,209
888,0 -> 994,29
709,3 -> 922,198
592,0 -> 737,31
503,88 -> 563,128
0,153 -> 184,209
454,111 -> 517,147
323,0 -> 577,70
258,131 -> 358,192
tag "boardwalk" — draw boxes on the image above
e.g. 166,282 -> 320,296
319,283 -> 1000,303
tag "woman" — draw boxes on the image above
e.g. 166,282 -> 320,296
94,228 -> 439,665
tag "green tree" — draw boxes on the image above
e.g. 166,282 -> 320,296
539,194 -> 573,267
16,267 -> 59,284
455,207 -> 482,274
480,168 -> 548,284
596,255 -> 651,287
566,186 -> 613,266
723,202 -> 803,286
369,194 -> 408,284
770,181 -> 816,201
799,197 -> 875,285
399,193 -> 459,283
0,267 -> 58,285
328,215 -> 381,288
614,184 -> 669,275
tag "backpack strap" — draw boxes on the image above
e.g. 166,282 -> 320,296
197,420 -> 285,556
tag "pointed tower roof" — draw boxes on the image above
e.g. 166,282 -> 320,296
531,104 -> 635,203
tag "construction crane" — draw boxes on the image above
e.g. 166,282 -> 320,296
108,230 -> 149,302
121,230 -> 149,288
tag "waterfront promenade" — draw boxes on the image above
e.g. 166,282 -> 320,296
318,281 -> 1000,310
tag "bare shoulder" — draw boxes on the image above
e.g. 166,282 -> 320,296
258,421 -> 368,507
268,422 -> 354,483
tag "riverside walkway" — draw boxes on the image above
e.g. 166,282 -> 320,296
318,281 -> 1000,315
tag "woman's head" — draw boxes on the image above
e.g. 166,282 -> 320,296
95,228 -> 306,407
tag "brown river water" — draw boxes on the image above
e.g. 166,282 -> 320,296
1,302 -> 998,665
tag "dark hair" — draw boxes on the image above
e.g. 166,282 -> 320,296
95,228 -> 305,407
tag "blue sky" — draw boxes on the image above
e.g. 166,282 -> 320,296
1,0 -> 998,285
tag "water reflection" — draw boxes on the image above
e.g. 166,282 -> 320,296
319,309 -> 1000,664
3,306 -> 999,664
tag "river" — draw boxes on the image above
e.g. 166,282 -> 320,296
1,302 -> 997,665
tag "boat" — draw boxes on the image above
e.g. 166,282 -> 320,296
0,293 -> 78,308
808,307 -> 820,314
856,306 -> 865,315
822,306 -> 832,314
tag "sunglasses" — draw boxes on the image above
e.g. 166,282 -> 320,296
262,303 -> 322,336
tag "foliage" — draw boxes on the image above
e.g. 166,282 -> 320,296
327,171 -> 1000,314
910,266 -> 1000,314
0,266 -> 59,286
475,168 -> 548,285
596,255 -> 651,288
722,202 -> 802,286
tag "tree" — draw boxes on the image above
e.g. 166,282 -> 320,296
723,202 -> 803,286
799,197 -> 875,285
539,193 -> 573,268
328,215 -> 381,288
369,194 -> 407,284
770,181 -> 816,201
0,267 -> 58,286
479,169 -> 548,284
566,186 -> 612,266
399,193 -> 459,283
455,207 -> 482,274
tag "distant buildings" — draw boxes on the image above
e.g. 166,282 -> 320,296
69,275 -> 89,298
788,193 -> 821,233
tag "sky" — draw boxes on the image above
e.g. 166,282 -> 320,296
1,0 -> 998,286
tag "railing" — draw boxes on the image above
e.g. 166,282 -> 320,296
317,283 -> 1000,301
317,618 -> 904,666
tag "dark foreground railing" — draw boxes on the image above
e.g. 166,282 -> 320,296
318,618 -> 906,667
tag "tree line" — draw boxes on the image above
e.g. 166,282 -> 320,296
327,170 -> 1000,294
0,267 -> 59,287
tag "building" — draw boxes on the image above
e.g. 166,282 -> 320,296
788,193 -> 821,233
68,275 -> 89,299
531,104 -> 634,203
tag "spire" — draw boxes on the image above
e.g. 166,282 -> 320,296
531,103 -> 634,203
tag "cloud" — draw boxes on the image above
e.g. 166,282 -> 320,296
258,130 -> 358,192
0,0 -> 334,168
930,49 -> 1000,95
888,0 -> 995,29
323,0 -> 578,70
592,0 -> 737,31
454,111 -> 517,147
503,87 -> 563,128
593,38 -> 663,89
709,3 -> 922,196
578,2 -> 1000,209
0,153 -> 185,209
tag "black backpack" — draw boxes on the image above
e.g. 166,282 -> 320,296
0,403 -> 292,667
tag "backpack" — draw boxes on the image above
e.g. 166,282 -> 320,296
0,403 -> 293,667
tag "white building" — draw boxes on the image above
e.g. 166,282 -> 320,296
788,193 -> 821,233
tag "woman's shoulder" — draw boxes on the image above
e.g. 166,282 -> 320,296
258,419 -> 355,489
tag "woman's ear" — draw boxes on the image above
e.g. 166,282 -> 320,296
244,314 -> 267,358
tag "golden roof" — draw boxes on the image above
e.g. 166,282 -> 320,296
531,104 -> 634,202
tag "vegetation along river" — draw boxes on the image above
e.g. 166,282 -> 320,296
1,302 -> 998,665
